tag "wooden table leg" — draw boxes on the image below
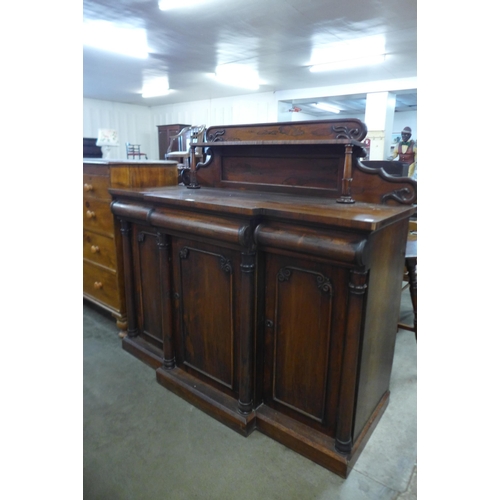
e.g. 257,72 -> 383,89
406,256 -> 417,340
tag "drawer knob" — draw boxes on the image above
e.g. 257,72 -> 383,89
86,210 -> 96,219
93,282 -> 103,289
90,245 -> 100,253
84,183 -> 93,191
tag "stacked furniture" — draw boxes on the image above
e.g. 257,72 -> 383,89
83,159 -> 178,335
110,120 -> 416,477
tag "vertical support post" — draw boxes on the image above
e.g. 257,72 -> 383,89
157,232 -> 176,369
337,144 -> 355,204
335,269 -> 368,454
119,219 -> 138,338
238,251 -> 256,415
186,145 -> 200,189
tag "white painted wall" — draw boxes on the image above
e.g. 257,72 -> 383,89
84,78 -> 417,160
149,92 -> 277,159
83,99 -> 153,160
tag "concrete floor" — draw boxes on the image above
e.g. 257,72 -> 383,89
83,289 -> 417,499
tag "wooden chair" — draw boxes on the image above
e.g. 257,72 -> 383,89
126,143 -> 148,160
165,125 -> 206,184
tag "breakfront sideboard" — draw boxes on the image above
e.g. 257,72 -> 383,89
110,119 -> 416,477
83,159 -> 178,335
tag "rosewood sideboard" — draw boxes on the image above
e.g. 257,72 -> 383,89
83,159 -> 178,335
109,119 -> 416,477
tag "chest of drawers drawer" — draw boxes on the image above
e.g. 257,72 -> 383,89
83,174 -> 111,200
83,198 -> 114,236
83,230 -> 116,270
83,261 -> 120,310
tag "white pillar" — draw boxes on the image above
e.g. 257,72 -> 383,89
364,92 -> 395,160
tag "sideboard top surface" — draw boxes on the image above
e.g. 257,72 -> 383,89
110,185 -> 415,231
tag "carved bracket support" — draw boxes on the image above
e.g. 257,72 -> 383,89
206,130 -> 226,142
381,187 -> 415,205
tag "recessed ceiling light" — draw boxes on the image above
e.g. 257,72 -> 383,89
83,21 -> 149,59
309,35 -> 386,72
309,55 -> 386,72
311,102 -> 341,113
213,64 -> 260,90
159,0 -> 207,10
142,76 -> 170,98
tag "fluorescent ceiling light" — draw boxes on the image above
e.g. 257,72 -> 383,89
214,64 -> 260,90
312,102 -> 341,113
309,54 -> 386,72
142,76 -> 170,98
159,0 -> 207,10
309,35 -> 386,72
83,21 -> 149,59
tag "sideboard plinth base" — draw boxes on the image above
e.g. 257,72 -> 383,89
156,365 -> 257,437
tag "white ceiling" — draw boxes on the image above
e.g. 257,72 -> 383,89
83,0 -> 417,116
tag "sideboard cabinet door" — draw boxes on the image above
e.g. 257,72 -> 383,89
261,252 -> 350,436
171,237 -> 242,399
131,225 -> 166,352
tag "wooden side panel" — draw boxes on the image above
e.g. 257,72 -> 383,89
128,164 -> 178,188
350,161 -> 417,205
353,219 -> 408,440
109,163 -> 178,189
172,238 -> 239,393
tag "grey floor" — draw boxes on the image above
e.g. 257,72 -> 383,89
83,289 -> 417,500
